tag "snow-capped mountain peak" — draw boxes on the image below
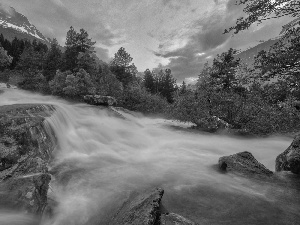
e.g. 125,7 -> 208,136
0,4 -> 48,42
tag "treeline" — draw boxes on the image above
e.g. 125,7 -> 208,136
0,27 -> 178,113
1,14 -> 299,135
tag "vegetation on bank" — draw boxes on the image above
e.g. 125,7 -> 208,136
0,0 -> 300,135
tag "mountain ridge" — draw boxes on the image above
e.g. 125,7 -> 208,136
0,4 -> 50,45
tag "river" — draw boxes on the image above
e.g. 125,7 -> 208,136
0,87 -> 299,225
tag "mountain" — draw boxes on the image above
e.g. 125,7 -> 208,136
236,38 -> 279,66
0,4 -> 50,45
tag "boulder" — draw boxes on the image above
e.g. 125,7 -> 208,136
195,116 -> 230,132
109,188 -> 164,225
0,104 -> 56,215
276,134 -> 300,174
218,151 -> 273,176
84,95 -> 117,106
109,188 -> 198,225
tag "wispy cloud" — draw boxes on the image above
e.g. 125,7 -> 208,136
1,0 -> 293,80
152,0 -> 291,82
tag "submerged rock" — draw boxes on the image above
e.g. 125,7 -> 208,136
0,104 -> 56,215
109,188 -> 164,225
276,134 -> 300,174
84,95 -> 117,106
194,116 -> 230,132
218,151 -> 273,176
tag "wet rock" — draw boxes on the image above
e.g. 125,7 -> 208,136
109,188 -> 164,225
219,151 -> 273,176
0,104 -> 56,215
194,116 -> 230,132
160,213 -> 197,225
84,95 -> 117,106
276,134 -> 300,174
109,188 -> 198,225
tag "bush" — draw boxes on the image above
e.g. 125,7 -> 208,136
18,71 -> 50,93
121,83 -> 168,114
168,86 -> 300,135
49,70 -> 70,96
167,91 -> 209,124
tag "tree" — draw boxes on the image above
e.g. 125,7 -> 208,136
95,64 -> 123,98
160,69 -> 177,103
111,47 -> 133,67
110,47 -> 137,86
77,51 -> 98,76
76,28 -> 96,53
226,0 -> 300,99
225,0 -> 300,34
44,38 -> 62,81
121,82 -> 168,113
9,37 -> 25,69
63,27 -> 96,72
179,81 -> 187,95
18,71 -> 49,93
49,70 -> 71,96
63,69 -> 95,97
210,48 -> 241,90
0,46 -> 13,71
143,69 -> 156,94
16,46 -> 45,72
63,27 -> 79,71
254,31 -> 300,91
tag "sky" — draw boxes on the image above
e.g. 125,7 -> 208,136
0,0 -> 293,83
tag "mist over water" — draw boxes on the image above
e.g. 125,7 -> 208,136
1,88 -> 300,225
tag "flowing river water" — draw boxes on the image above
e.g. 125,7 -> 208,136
0,87 -> 300,225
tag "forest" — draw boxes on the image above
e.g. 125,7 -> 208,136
0,0 -> 300,136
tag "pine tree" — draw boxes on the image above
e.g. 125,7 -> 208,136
143,69 -> 155,93
65,26 -> 78,48
16,46 -> 43,72
63,26 -> 96,71
160,69 -> 177,103
0,46 -> 13,71
110,47 -> 137,86
10,37 -> 25,69
210,48 -> 240,90
63,27 -> 79,71
44,38 -> 63,81
179,81 -> 187,95
77,28 -> 96,53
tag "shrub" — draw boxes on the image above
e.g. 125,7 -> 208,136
121,83 -> 168,114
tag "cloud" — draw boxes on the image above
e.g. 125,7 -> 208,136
152,2 -> 240,82
0,3 -> 15,16
50,0 -> 65,7
95,47 -> 110,63
152,0 -> 291,82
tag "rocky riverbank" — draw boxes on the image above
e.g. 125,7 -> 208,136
0,104 -> 56,217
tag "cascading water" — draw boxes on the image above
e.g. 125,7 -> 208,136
0,87 -> 300,225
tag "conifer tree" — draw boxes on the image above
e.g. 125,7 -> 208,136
0,46 -> 13,71
143,69 -> 155,94
63,26 -> 96,71
44,38 -> 63,81
110,47 -> 137,86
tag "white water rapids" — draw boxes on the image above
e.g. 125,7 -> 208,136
0,87 -> 300,225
